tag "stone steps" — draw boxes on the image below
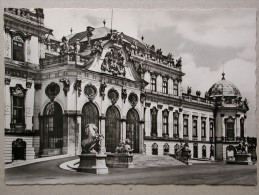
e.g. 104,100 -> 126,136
133,154 -> 186,168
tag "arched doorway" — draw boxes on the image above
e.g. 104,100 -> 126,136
81,102 -> 99,140
105,106 -> 121,152
41,102 -> 63,152
126,108 -> 140,153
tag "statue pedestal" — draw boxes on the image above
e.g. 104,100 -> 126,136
106,153 -> 134,168
234,153 -> 252,165
77,153 -> 109,174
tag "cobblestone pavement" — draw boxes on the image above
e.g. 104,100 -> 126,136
5,156 -> 257,185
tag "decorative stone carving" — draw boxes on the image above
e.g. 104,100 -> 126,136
101,48 -> 126,76
34,83 -> 42,91
27,39 -> 31,62
140,90 -> 146,104
84,83 -> 97,101
26,81 -> 32,89
59,78 -> 70,96
121,87 -> 127,103
108,88 -> 119,105
74,79 -> 82,97
196,90 -> 201,97
86,26 -> 94,48
128,92 -> 138,108
10,84 -> 27,97
5,78 -> 11,85
99,82 -> 107,100
45,82 -> 60,101
91,40 -> 103,55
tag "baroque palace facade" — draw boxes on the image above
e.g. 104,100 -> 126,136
4,8 -> 249,163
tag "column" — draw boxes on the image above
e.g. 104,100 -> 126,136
145,108 -> 151,136
100,116 -> 106,153
139,121 -> 144,153
76,115 -> 82,155
188,115 -> 192,140
221,115 -> 225,138
179,112 -> 183,139
236,115 -> 240,138
122,119 -> 127,142
157,109 -> 162,137
168,111 -> 173,138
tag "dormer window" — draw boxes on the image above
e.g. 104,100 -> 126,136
13,36 -> 25,62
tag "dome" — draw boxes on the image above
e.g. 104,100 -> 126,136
208,72 -> 241,97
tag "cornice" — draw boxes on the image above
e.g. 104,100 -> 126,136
4,12 -> 51,37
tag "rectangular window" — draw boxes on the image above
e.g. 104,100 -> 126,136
240,119 -> 244,138
151,77 -> 156,92
192,118 -> 197,137
173,116 -> 179,136
162,115 -> 169,135
173,83 -> 178,96
201,120 -> 206,137
183,117 -> 188,136
13,40 -> 24,62
162,80 -> 168,94
12,96 -> 25,124
210,122 -> 214,138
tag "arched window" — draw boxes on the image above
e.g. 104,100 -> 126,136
42,102 -> 63,149
202,145 -> 206,158
163,143 -> 169,154
126,108 -> 140,153
105,106 -> 121,153
225,117 -> 235,141
152,143 -> 158,155
81,102 -> 99,140
12,36 -> 25,62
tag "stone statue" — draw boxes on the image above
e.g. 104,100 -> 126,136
235,138 -> 248,154
176,57 -> 182,67
115,139 -> 133,154
81,124 -> 104,154
60,36 -> 69,55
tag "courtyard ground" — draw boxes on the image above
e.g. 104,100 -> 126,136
5,156 -> 257,185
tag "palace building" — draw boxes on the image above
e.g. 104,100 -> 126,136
4,8 -> 249,163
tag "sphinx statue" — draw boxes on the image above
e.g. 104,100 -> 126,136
81,123 -> 104,154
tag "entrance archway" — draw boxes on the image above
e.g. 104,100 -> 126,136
105,106 -> 121,152
126,108 -> 140,153
81,102 -> 99,140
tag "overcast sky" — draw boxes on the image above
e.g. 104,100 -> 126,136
44,9 -> 256,137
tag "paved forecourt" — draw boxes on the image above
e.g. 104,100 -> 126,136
5,156 -> 257,185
